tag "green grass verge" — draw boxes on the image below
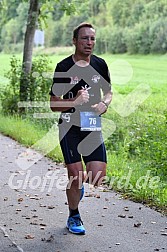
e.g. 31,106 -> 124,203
0,114 -> 63,162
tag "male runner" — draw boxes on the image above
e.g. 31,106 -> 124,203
50,22 -> 112,235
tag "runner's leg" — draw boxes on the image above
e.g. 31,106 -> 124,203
66,161 -> 84,210
85,161 -> 106,186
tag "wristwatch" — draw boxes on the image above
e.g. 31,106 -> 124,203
101,100 -> 108,108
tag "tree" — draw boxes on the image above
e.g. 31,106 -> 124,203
20,0 -> 40,104
19,0 -> 77,111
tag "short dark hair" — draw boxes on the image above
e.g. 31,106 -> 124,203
73,22 -> 95,39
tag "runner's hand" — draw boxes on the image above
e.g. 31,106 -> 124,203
91,102 -> 107,115
74,89 -> 89,106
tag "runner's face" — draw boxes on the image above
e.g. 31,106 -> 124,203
73,27 -> 96,56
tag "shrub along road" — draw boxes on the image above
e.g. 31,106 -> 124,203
0,133 -> 166,252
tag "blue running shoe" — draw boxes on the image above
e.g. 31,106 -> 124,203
80,185 -> 84,201
67,214 -> 85,235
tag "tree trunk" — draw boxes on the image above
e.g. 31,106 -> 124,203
20,0 -> 40,110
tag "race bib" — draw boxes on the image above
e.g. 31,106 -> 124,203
80,112 -> 101,131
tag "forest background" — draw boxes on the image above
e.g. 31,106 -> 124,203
0,0 -> 167,55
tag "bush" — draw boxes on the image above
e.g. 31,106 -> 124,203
125,23 -> 151,54
1,56 -> 21,114
30,55 -> 52,102
108,27 -> 127,54
0,55 -> 52,115
95,26 -> 110,54
105,112 -> 167,180
2,43 -> 24,54
150,18 -> 167,54
49,21 -> 64,47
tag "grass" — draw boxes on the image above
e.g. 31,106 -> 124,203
0,115 -> 45,145
0,51 -> 166,214
0,114 -> 64,162
0,52 -> 167,89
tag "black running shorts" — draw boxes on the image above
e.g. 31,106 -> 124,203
59,125 -> 107,165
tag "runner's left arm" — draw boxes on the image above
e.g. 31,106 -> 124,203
91,90 -> 112,115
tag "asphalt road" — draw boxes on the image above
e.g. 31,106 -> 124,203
0,134 -> 166,252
